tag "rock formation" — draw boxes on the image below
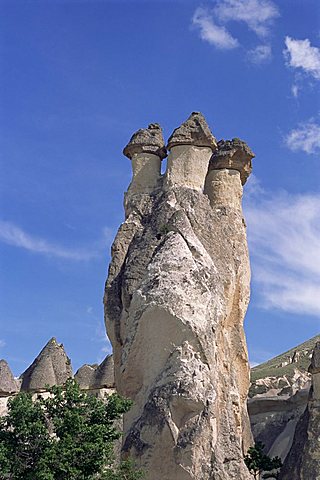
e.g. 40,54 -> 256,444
75,355 -> 115,390
0,339 -> 114,416
20,337 -> 73,391
248,334 -> 319,462
104,112 -> 254,479
0,359 -> 18,396
279,342 -> 320,479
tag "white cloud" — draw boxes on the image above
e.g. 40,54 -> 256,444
284,37 -> 320,80
247,44 -> 272,64
0,220 -> 110,261
291,84 -> 299,98
192,7 -> 239,50
215,0 -> 279,37
285,120 -> 320,154
244,190 -> 320,317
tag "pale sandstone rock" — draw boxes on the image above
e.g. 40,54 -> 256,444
104,113 -> 253,479
20,337 -> 73,391
164,113 -> 217,191
0,359 -> 18,395
123,124 -> 166,215
165,145 -> 213,191
280,343 -> 320,479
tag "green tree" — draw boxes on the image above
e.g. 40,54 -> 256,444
244,442 -> 282,480
0,379 -> 143,480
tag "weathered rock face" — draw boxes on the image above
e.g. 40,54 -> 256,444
0,360 -> 18,396
248,334 -> 319,463
104,113 -> 254,479
75,355 -> 115,390
280,342 -> 320,479
20,337 -> 73,391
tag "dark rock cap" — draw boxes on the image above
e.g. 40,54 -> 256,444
20,337 -> 73,392
0,359 -> 18,395
209,138 -> 255,185
123,123 -> 167,160
74,355 -> 114,390
308,342 -> 320,374
167,112 -> 217,150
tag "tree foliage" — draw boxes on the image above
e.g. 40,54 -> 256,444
244,442 -> 282,479
0,379 -> 143,480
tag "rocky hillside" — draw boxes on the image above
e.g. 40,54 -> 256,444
250,334 -> 320,398
248,334 -> 320,463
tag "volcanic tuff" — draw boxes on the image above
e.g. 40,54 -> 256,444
20,337 -> 73,391
279,341 -> 320,479
248,334 -> 320,465
104,112 -> 254,479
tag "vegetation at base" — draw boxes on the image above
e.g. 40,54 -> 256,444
244,442 -> 282,480
0,379 -> 143,480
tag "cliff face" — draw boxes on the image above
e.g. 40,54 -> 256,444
104,113 -> 254,479
279,342 -> 320,479
248,335 -> 319,463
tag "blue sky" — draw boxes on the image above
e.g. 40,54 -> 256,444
0,0 -> 319,375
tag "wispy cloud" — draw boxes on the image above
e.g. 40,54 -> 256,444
0,339 -> 6,348
285,120 -> 320,154
192,7 -> 239,49
247,44 -> 272,64
214,0 -> 279,37
0,220 -> 112,261
284,37 -> 320,80
291,84 -> 299,98
244,189 -> 320,317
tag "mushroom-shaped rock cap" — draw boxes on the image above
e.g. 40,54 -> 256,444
123,123 -> 167,160
167,112 -> 217,151
209,138 -> 255,185
0,359 -> 18,395
74,355 -> 114,390
20,337 -> 73,392
308,342 -> 320,374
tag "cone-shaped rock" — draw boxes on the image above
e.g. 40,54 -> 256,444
20,338 -> 72,391
167,111 -> 217,150
75,355 -> 114,390
94,354 -> 114,388
123,123 -> 167,160
210,138 -> 255,185
74,364 -> 97,389
0,359 -> 18,395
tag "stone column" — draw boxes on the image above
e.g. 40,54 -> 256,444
123,123 -> 166,216
104,113 -> 254,480
164,112 -> 217,191
204,138 -> 255,211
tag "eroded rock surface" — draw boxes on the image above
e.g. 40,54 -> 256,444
248,335 -> 320,463
279,342 -> 320,479
0,360 -> 18,396
20,337 -> 72,391
104,113 -> 254,479
75,355 -> 115,390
